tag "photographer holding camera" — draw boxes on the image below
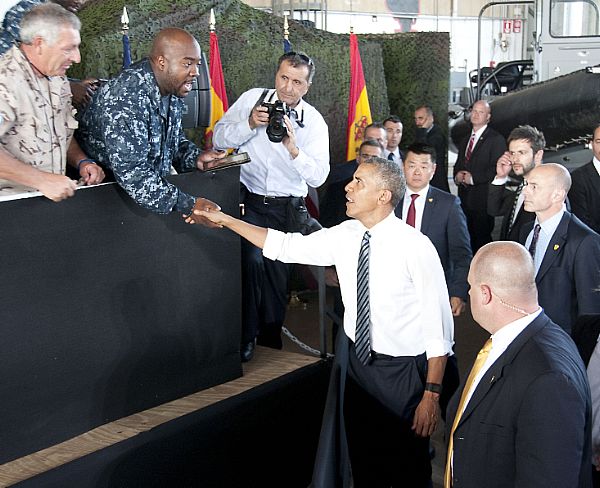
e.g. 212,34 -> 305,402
213,51 -> 329,362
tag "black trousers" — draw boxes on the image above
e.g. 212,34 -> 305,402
240,189 -> 310,347
344,345 -> 432,487
462,205 -> 494,254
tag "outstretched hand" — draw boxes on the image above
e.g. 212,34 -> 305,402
183,197 -> 222,228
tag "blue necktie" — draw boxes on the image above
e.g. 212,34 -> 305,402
355,231 -> 372,365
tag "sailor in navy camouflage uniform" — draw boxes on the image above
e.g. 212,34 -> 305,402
77,27 -> 224,215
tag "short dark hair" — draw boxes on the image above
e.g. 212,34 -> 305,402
405,142 -> 437,164
359,139 -> 385,154
383,115 -> 402,125
415,105 -> 434,117
277,51 -> 315,83
361,156 -> 406,207
507,125 -> 546,153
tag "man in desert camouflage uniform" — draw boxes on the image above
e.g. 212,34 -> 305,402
0,3 -> 104,201
0,0 -> 97,110
76,27 -> 224,215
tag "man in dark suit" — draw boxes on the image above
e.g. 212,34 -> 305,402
445,241 -> 592,488
569,124 -> 600,234
520,163 -> 600,334
454,100 -> 506,252
395,142 -> 472,419
395,143 -> 472,317
414,105 -> 450,192
488,125 -> 544,241
383,115 -> 404,163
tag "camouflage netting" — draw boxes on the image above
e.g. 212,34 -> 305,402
73,0 -> 448,164
366,32 -> 450,150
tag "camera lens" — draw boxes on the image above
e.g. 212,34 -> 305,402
262,100 -> 288,143
267,114 -> 287,143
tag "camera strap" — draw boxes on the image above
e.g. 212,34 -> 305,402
254,89 -> 270,108
255,89 -> 305,128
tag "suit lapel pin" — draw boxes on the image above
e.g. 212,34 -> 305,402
553,244 -> 560,251
428,198 -> 433,203
490,375 -> 495,383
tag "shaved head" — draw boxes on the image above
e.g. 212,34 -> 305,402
149,28 -> 201,98
522,163 -> 571,221
471,242 -> 536,296
468,241 -> 538,332
530,163 -> 572,193
150,28 -> 199,60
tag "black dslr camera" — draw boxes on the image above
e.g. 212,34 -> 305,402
262,100 -> 288,143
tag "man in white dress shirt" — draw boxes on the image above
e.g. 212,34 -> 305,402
213,51 -> 329,361
190,156 -> 454,486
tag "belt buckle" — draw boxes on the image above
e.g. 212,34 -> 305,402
263,195 -> 270,205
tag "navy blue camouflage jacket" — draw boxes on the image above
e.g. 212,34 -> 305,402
77,59 -> 201,213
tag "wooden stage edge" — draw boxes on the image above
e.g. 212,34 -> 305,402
0,347 -> 321,487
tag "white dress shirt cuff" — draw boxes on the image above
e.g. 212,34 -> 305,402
492,176 -> 509,185
425,340 -> 455,360
262,228 -> 285,261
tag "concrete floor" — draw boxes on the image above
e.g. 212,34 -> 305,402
281,285 -> 489,488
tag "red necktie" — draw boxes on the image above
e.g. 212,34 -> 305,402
465,133 -> 475,162
406,194 -> 419,227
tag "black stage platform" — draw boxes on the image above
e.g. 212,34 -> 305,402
0,173 -> 331,487
0,171 -> 242,464
12,351 -> 331,487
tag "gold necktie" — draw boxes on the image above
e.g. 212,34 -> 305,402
444,338 -> 493,488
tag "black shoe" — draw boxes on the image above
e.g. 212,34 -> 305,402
240,341 -> 255,362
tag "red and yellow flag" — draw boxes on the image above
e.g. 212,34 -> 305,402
346,33 -> 372,161
205,31 -> 229,149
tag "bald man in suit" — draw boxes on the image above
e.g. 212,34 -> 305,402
445,241 -> 592,488
520,163 -> 600,334
453,100 -> 506,252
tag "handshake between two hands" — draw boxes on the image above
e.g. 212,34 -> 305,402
183,197 -> 226,228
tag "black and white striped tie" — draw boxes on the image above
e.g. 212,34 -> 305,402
506,181 -> 524,235
355,231 -> 372,365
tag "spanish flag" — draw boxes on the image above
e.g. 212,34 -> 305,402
346,33 -> 372,161
205,31 -> 228,149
